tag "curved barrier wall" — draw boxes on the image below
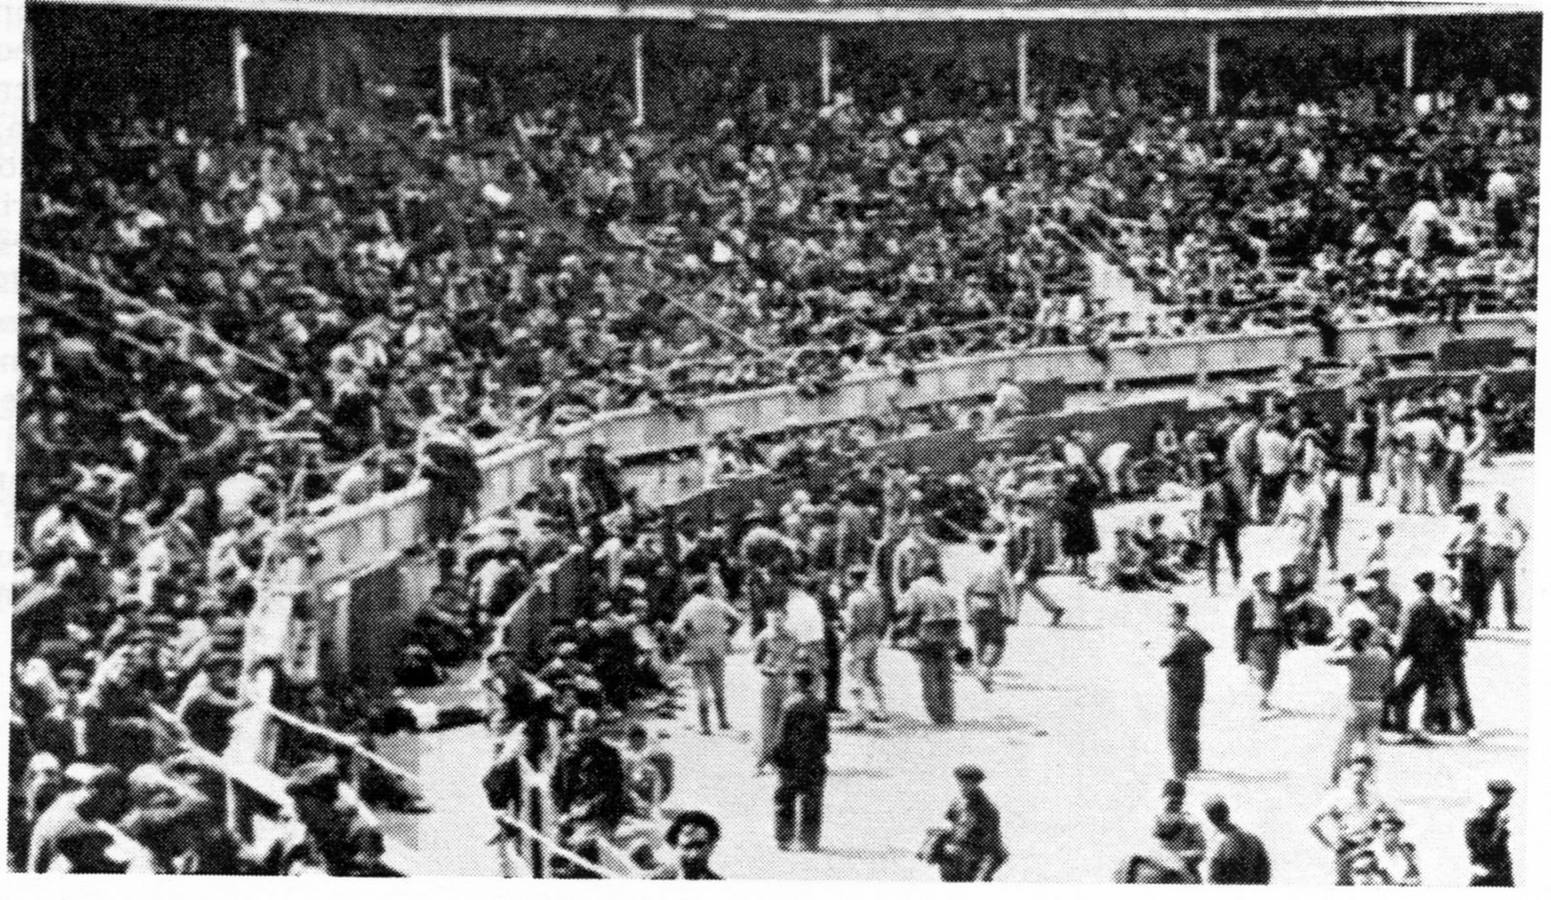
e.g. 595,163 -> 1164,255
306,314 -> 1535,588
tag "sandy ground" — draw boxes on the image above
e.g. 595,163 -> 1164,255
393,455 -> 1532,883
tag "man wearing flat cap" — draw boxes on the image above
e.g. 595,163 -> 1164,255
931,764 -> 1007,881
1465,780 -> 1514,886
1384,571 -> 1451,738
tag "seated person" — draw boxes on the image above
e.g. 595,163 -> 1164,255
1133,514 -> 1188,587
551,709 -> 630,849
1107,528 -> 1160,592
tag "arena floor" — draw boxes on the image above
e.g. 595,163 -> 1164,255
398,455 -> 1532,883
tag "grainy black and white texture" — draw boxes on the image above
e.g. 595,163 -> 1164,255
9,1 -> 1539,884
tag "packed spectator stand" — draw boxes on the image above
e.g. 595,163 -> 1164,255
11,1 -> 1540,878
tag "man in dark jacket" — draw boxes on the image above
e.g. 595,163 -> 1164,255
770,668 -> 830,851
1465,780 -> 1513,886
1199,458 -> 1246,596
1204,796 -> 1272,884
934,764 -> 1008,881
1160,602 -> 1213,779
550,709 -> 630,840
1384,571 -> 1451,737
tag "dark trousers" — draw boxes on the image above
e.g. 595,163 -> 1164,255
1204,526 -> 1242,594
1442,655 -> 1475,732
1384,661 -> 1448,732
1167,696 -> 1203,778
1259,471 -> 1290,523
1313,514 -> 1341,570
774,770 -> 825,849
1482,547 -> 1519,627
1460,553 -> 1490,631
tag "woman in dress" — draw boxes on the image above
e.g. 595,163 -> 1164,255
1058,464 -> 1102,582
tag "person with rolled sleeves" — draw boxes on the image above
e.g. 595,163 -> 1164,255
1465,780 -> 1514,886
1159,602 -> 1212,779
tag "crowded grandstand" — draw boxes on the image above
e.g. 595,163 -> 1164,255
10,0 -> 1539,882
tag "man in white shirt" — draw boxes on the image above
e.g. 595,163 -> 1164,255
1399,197 -> 1443,259
1255,424 -> 1294,525
1479,491 -> 1528,630
1487,164 -> 1521,247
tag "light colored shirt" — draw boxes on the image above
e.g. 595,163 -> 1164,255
1480,509 -> 1527,552
673,594 -> 740,663
903,577 -> 959,625
1256,429 -> 1294,476
785,589 -> 827,644
1487,171 -> 1518,202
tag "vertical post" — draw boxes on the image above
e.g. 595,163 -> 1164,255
1402,25 -> 1416,94
632,32 -> 646,127
819,32 -> 832,106
231,26 -> 248,126
1205,29 -> 1219,116
439,30 -> 453,128
1016,31 -> 1030,119
23,22 -> 36,126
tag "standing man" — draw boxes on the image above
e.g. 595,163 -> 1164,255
1255,420 -> 1294,524
672,576 -> 741,736
1480,491 -> 1528,630
1234,572 -> 1285,718
1325,619 -> 1394,785
1465,780 -> 1514,886
1199,458 -> 1246,596
932,765 -> 1008,882
1384,572 -> 1451,739
1203,796 -> 1272,884
770,669 -> 830,852
1159,602 -> 1213,779
899,562 -> 962,726
838,564 -> 889,728
1447,503 -> 1490,634
1006,498 -> 1066,626
964,535 -> 1016,691
892,516 -> 943,612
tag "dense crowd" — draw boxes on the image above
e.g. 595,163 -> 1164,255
11,26 -> 1539,880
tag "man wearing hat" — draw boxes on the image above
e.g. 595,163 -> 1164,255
931,765 -> 1007,881
1384,571 -> 1452,738
1465,780 -> 1514,886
